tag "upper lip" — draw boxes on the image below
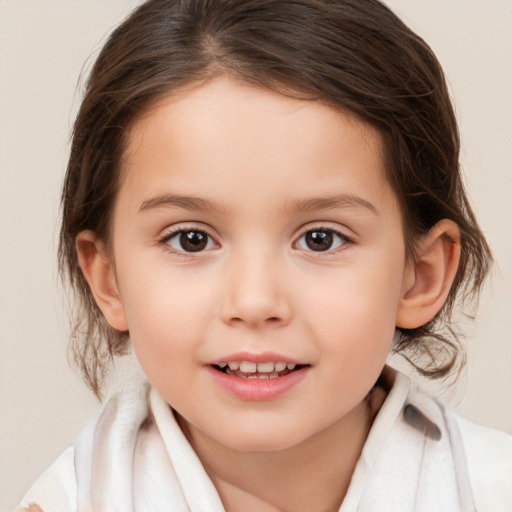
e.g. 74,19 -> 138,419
206,351 -> 307,365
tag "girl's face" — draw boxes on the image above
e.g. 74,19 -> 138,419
109,77 -> 412,451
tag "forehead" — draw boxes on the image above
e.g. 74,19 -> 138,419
119,77 -> 396,216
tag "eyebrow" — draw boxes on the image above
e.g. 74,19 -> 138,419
139,194 -> 226,214
138,193 -> 378,216
286,194 -> 379,215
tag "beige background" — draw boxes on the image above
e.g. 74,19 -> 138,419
0,0 -> 511,509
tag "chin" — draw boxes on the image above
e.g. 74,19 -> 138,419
214,425 -> 310,453
226,438 -> 298,453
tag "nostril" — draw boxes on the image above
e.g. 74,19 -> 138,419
228,316 -> 284,326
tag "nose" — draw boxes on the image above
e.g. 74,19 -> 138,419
220,250 -> 292,329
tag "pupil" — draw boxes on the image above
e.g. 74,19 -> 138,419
180,231 -> 207,252
306,230 -> 332,251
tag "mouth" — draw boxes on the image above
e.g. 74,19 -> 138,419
211,361 -> 308,379
207,357 -> 310,400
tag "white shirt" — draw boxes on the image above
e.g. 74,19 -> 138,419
16,367 -> 512,512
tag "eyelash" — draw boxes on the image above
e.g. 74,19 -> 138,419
158,226 -> 218,256
294,226 -> 351,254
158,225 -> 353,256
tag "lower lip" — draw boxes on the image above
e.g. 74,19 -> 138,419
206,366 -> 309,401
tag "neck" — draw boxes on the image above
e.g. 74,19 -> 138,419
178,386 -> 386,512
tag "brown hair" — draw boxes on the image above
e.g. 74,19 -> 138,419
59,0 -> 491,397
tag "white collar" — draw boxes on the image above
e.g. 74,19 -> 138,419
149,367 -> 411,512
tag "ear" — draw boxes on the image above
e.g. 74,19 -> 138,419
396,219 -> 461,329
75,230 -> 128,332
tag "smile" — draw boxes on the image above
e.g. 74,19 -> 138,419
213,361 -> 303,379
208,358 -> 310,400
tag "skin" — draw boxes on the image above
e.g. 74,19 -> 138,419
77,77 -> 460,512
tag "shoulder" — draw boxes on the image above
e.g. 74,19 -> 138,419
14,447 -> 77,512
404,376 -> 512,511
454,413 -> 512,511
387,369 -> 512,511
13,357 -> 148,512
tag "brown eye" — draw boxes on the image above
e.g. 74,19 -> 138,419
296,229 -> 346,252
180,231 -> 207,252
166,230 -> 215,253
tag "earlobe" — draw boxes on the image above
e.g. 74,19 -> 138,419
396,219 -> 461,329
75,230 -> 128,332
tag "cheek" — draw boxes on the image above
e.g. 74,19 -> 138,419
122,277 -> 213,401
117,263 -> 215,363
301,253 -> 404,357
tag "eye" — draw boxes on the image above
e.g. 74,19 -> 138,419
164,229 -> 217,253
295,228 -> 347,252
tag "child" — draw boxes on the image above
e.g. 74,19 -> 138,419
15,0 -> 511,511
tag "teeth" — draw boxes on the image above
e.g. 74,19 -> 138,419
220,360 -> 300,374
257,362 -> 275,372
239,361 -> 257,373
